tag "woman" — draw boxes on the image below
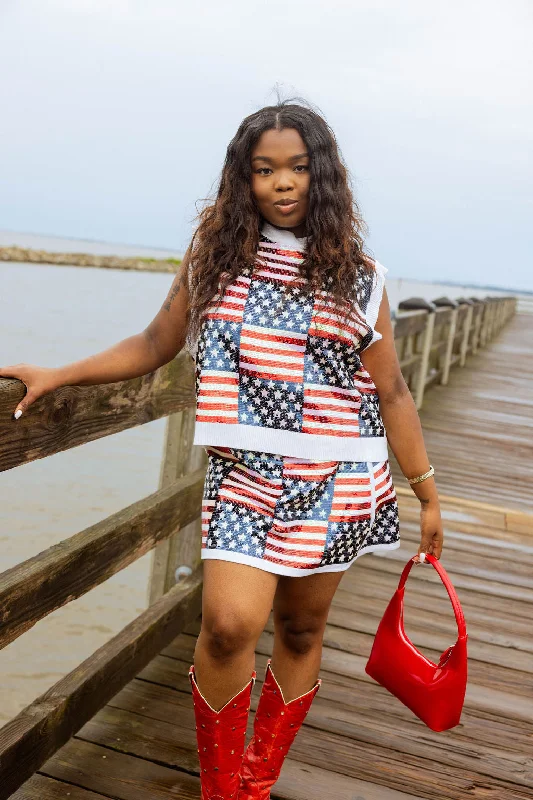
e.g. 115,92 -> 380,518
1,100 -> 443,800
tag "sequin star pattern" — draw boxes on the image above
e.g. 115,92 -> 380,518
191,224 -> 390,462
201,447 -> 400,577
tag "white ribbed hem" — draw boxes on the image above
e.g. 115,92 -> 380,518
201,539 -> 401,577
192,422 -> 388,462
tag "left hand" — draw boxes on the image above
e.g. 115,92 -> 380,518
415,501 -> 444,563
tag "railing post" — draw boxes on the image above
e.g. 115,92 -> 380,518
441,307 -> 457,385
397,297 -> 436,409
432,297 -> 458,386
471,302 -> 482,353
459,305 -> 473,366
479,301 -> 489,347
148,407 -> 206,604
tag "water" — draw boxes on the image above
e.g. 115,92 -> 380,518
0,261 -> 174,723
0,246 -> 524,724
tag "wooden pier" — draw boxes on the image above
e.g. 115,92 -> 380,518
1,292 -> 531,800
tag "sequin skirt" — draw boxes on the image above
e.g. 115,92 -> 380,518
200,446 -> 400,577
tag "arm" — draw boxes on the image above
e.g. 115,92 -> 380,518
360,287 -> 444,560
1,243 -> 193,417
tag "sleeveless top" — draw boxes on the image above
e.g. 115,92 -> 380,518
187,221 -> 388,462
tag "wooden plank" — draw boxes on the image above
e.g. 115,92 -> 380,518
0,468 -> 205,649
149,408 -> 205,603
77,697 -> 427,800
0,351 -> 195,472
103,662 -> 533,799
391,313 -> 533,513
275,759 -> 427,800
393,310 -> 429,337
11,774 -> 109,800
39,738 -> 200,800
0,568 -> 203,800
414,311 -> 434,408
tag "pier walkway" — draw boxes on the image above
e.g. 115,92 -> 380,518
3,303 -> 532,800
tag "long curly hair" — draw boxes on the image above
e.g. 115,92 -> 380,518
186,98 -> 376,352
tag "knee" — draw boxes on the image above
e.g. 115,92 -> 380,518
277,613 -> 326,656
201,609 -> 258,661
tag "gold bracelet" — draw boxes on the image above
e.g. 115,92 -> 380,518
407,465 -> 435,485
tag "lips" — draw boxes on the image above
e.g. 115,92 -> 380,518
274,200 -> 298,215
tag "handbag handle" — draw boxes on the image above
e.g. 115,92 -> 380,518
397,554 -> 467,639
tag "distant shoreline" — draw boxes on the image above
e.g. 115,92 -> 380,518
0,245 -> 181,274
1,244 -> 531,296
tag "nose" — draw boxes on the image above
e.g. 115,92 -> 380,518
274,169 -> 295,192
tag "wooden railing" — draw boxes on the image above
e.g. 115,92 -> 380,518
0,292 -> 516,798
393,294 -> 516,408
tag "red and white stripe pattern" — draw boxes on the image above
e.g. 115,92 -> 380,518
255,241 -> 306,281
207,274 -> 251,322
262,458 -> 336,568
373,461 -> 396,512
302,384 -> 362,438
195,274 -> 250,425
239,326 -> 307,383
201,452 -> 282,550
196,372 -> 240,424
311,288 -> 369,346
329,464 -> 372,522
263,518 -> 329,568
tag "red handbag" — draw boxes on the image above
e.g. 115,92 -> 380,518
365,553 -> 468,731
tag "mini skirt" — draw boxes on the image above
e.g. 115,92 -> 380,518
200,446 -> 400,577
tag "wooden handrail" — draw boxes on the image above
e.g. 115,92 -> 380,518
0,468 -> 205,650
0,567 -> 203,800
0,351 -> 195,473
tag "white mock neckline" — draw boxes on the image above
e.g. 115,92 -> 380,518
260,220 -> 308,250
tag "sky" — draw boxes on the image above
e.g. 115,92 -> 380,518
0,0 -> 531,290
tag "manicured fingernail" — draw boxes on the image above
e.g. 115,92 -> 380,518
14,409 -> 22,419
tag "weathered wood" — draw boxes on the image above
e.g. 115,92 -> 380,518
441,307 -> 458,384
459,303 -> 473,366
414,310 -> 435,407
0,468 -> 205,650
0,568 -> 203,800
391,312 -> 533,513
39,738 -> 201,800
148,408 -> 206,604
393,309 -> 428,338
0,351 -> 195,472
11,774 -> 110,800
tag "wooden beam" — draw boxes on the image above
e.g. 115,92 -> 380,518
392,310 -> 428,338
0,468 -> 205,650
414,311 -> 434,408
148,408 -> 206,603
0,352 -> 195,473
0,568 -> 203,800
441,307 -> 458,385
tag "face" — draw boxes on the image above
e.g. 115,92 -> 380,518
250,127 -> 310,238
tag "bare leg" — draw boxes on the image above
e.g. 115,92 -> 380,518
193,559 -> 279,710
270,570 -> 346,701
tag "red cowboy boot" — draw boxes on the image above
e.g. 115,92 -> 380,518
238,658 -> 321,799
189,664 -> 256,800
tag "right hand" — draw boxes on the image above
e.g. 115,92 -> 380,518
0,364 -> 62,418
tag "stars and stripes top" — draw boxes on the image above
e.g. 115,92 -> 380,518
187,220 -> 389,462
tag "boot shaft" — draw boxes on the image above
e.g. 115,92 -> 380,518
190,664 -> 256,800
239,659 -> 321,799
